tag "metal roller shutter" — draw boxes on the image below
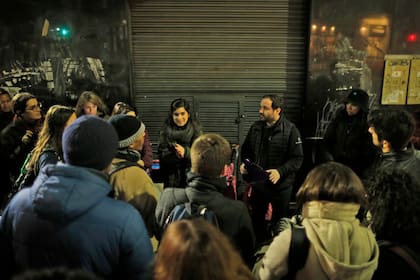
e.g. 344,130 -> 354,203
129,0 -> 309,151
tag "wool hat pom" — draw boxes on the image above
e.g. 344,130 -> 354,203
108,114 -> 146,148
62,115 -> 118,170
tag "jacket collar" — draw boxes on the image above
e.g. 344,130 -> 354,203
186,172 -> 227,193
381,144 -> 416,162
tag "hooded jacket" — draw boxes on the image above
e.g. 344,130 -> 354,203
0,163 -> 154,280
155,172 -> 255,265
255,201 -> 379,280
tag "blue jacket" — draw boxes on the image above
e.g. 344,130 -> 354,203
0,163 -> 153,280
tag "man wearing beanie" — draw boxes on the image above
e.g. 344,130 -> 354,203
108,114 -> 159,248
323,89 -> 377,176
0,115 -> 154,280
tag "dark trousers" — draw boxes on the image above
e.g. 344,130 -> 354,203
249,185 -> 293,245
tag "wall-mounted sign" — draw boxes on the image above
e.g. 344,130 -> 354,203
407,56 -> 420,104
381,55 -> 411,105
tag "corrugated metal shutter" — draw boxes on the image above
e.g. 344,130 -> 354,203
130,0 -> 309,150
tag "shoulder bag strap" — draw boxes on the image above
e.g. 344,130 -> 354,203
388,245 -> 420,277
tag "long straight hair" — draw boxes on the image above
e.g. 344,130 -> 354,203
26,105 -> 74,174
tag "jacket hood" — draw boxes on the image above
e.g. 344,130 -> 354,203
30,163 -> 112,223
302,201 -> 379,280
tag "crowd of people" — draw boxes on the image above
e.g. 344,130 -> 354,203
0,88 -> 419,280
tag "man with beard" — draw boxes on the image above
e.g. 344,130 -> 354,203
240,94 -> 304,245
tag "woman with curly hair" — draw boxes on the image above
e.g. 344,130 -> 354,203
366,168 -> 420,279
158,98 -> 202,188
153,219 -> 254,280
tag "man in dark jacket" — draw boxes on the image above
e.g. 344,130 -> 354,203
323,89 -> 377,176
0,115 -> 154,280
155,133 -> 255,266
240,94 -> 304,245
365,109 -> 420,182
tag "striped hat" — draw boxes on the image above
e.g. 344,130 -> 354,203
108,114 -> 145,148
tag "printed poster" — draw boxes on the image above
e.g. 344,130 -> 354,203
381,55 -> 410,105
407,57 -> 420,104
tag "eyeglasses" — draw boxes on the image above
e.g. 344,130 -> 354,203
26,103 -> 42,111
0,100 -> 11,105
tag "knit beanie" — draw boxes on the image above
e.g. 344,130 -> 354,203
62,115 -> 118,170
345,89 -> 369,113
108,114 -> 146,148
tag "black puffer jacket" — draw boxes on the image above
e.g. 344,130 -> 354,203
155,173 -> 255,265
324,109 -> 377,176
241,114 -> 304,192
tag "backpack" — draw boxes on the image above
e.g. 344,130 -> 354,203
163,201 -> 219,232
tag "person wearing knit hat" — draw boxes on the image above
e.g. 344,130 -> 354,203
111,102 -> 154,170
0,115 -> 154,279
62,115 -> 118,170
345,89 -> 369,114
323,88 -> 377,177
108,114 -> 146,149
108,114 -> 159,249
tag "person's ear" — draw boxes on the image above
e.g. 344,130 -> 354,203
381,139 -> 392,152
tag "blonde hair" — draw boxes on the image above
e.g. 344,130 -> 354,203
26,105 -> 74,174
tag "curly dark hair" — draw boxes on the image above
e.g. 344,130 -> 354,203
367,109 -> 415,150
366,168 -> 420,250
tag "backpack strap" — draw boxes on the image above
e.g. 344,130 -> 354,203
285,223 -> 310,279
107,160 -> 141,199
108,160 -> 140,176
379,241 -> 420,277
